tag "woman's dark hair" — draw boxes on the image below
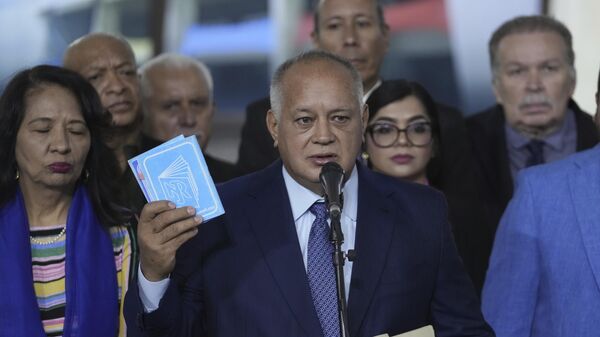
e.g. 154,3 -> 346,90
365,79 -> 442,182
0,65 -> 127,228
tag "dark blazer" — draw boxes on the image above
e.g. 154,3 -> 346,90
235,96 -> 491,292
466,99 -> 599,237
125,161 -> 493,337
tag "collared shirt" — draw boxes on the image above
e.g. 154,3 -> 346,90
505,108 -> 577,182
138,164 -> 360,312
363,79 -> 382,103
282,165 -> 358,301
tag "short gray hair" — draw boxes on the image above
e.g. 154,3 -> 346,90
269,50 -> 364,120
489,15 -> 575,80
138,53 -> 214,100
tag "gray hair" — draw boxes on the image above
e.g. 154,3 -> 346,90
489,15 -> 575,80
269,50 -> 364,120
138,53 -> 214,100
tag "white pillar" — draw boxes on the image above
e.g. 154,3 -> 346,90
549,0 -> 600,114
445,0 -> 541,114
268,0 -> 303,75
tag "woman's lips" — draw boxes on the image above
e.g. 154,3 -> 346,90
391,154 -> 414,164
48,162 -> 73,173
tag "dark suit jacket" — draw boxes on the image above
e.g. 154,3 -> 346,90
466,99 -> 599,237
125,161 -> 493,337
236,96 -> 491,293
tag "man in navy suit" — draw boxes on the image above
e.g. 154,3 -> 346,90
124,50 -> 493,336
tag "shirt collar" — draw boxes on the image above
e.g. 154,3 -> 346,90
363,79 -> 382,103
282,164 -> 359,222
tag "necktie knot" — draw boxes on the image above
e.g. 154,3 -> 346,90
525,139 -> 545,167
309,202 -> 328,222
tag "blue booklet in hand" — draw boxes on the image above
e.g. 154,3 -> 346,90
128,135 -> 225,221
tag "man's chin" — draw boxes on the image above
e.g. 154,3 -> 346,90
110,112 -> 139,129
517,118 -> 561,137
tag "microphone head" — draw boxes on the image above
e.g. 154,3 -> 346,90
319,162 -> 344,181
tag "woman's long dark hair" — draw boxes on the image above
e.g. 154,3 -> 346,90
0,65 -> 128,228
365,79 -> 443,184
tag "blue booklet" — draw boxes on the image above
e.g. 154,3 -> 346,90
128,135 -> 225,221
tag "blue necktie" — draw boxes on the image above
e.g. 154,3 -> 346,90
307,202 -> 340,337
525,139 -> 545,167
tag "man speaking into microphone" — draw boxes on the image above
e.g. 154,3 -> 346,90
124,51 -> 493,337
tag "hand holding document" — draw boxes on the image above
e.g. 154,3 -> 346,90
374,325 -> 434,337
128,135 -> 224,221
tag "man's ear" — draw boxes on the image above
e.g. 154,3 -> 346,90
266,109 -> 279,147
492,79 -> 504,105
361,104 -> 370,142
311,30 -> 320,49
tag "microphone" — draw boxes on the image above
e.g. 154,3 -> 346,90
319,162 -> 345,218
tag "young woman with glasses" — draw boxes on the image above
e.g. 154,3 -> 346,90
364,79 -> 441,185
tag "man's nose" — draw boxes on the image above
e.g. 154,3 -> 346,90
343,24 -> 358,46
525,69 -> 543,91
179,104 -> 196,127
312,119 -> 335,144
104,71 -> 126,95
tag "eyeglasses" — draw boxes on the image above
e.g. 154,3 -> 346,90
366,122 -> 433,148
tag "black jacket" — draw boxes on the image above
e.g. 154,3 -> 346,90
467,99 -> 599,238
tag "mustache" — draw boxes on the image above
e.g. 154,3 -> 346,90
519,94 -> 553,109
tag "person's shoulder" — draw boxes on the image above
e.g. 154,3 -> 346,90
518,145 -> 600,186
217,161 -> 280,199
359,165 -> 445,204
466,104 -> 502,125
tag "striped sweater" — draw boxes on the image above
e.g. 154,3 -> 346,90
30,224 -> 133,337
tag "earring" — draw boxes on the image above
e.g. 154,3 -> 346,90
361,151 -> 369,161
15,169 -> 19,180
83,169 -> 90,182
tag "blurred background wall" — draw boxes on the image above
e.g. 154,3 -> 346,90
0,0 -> 597,163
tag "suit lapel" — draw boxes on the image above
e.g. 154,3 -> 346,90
347,167 -> 395,336
244,162 -> 323,335
570,151 -> 600,292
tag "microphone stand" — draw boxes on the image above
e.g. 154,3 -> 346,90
327,197 -> 351,337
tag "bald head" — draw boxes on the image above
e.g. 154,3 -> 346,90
63,33 -> 141,128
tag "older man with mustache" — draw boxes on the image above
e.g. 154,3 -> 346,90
466,15 -> 598,239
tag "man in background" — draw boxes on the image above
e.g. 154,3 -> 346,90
481,68 -> 600,337
64,33 -> 149,213
64,33 -> 143,171
467,15 -> 598,239
138,53 -> 236,183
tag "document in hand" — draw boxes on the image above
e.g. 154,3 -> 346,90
128,135 -> 225,221
374,325 -> 434,337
